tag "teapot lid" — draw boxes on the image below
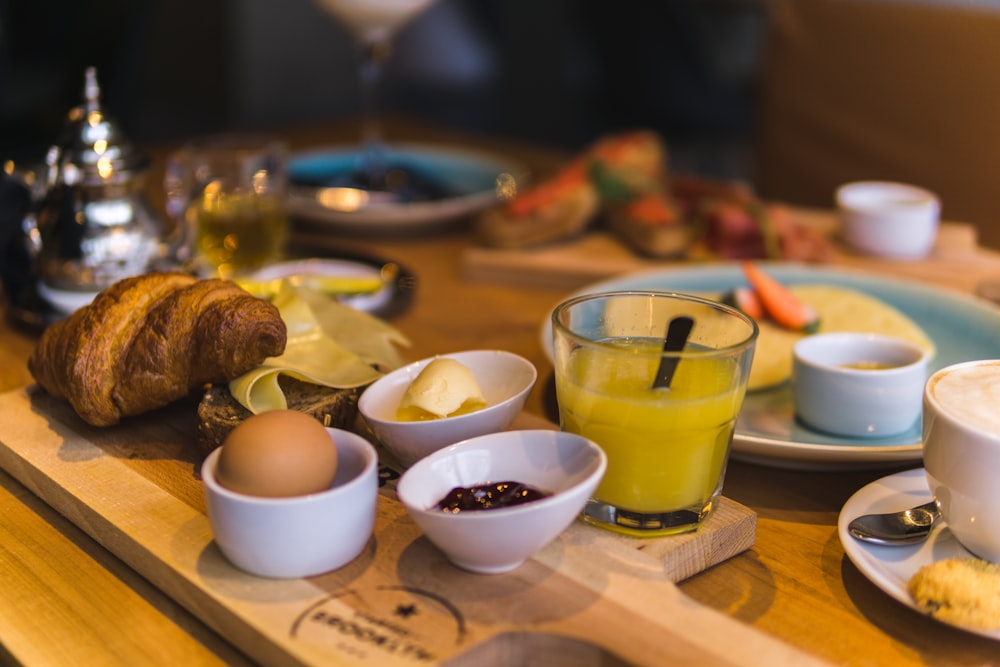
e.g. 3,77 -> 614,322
44,67 -> 147,187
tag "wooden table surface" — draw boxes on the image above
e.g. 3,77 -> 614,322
3,119 -> 1000,666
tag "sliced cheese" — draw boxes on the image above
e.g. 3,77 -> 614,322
230,282 -> 410,413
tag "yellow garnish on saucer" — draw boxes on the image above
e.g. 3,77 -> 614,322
235,274 -> 386,300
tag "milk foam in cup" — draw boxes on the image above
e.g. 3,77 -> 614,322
923,360 -> 1000,562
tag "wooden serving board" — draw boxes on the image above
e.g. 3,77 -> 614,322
460,213 -> 999,293
0,387 -> 831,667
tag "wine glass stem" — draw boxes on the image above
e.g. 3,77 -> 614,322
359,39 -> 391,186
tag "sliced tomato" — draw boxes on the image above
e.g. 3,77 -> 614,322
505,163 -> 589,217
624,192 -> 680,226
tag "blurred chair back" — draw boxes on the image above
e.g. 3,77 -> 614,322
754,0 -> 1000,248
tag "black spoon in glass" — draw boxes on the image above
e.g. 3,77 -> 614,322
653,316 -> 695,389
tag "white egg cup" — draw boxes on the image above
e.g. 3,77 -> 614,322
202,427 -> 378,579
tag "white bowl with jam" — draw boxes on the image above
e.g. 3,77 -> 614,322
358,350 -> 537,468
396,429 -> 606,574
792,332 -> 929,438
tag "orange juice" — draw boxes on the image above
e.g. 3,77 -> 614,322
556,338 -> 746,535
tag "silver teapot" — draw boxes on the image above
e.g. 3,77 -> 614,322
24,67 -> 172,293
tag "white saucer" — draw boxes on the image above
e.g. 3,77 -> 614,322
838,468 -> 1000,640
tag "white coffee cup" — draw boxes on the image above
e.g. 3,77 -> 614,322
836,181 -> 940,259
923,360 -> 1000,562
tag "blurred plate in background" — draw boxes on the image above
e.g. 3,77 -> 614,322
287,143 -> 522,234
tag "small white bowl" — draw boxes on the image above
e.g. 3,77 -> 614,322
358,350 -> 537,468
396,429 -> 607,574
792,332 -> 929,438
836,180 -> 940,259
201,427 -> 378,578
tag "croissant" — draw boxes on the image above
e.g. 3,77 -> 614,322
28,272 -> 287,427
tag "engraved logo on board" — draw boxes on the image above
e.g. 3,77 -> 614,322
290,585 -> 467,663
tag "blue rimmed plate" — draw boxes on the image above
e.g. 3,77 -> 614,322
287,142 -> 522,234
541,263 -> 1000,470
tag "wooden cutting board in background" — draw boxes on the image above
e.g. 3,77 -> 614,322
0,387 -> 832,667
460,211 -> 999,294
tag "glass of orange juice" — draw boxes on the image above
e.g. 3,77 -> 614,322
552,291 -> 758,537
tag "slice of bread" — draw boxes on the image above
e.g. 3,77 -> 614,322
196,376 -> 362,454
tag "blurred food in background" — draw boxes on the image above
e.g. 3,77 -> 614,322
474,129 -> 834,263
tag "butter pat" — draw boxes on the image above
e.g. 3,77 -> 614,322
397,358 -> 487,421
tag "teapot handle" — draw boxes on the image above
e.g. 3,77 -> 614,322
5,163 -> 44,258
0,167 -> 41,308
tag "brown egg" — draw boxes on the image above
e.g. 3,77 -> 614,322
215,410 -> 338,498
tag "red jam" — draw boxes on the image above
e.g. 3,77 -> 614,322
435,481 -> 549,513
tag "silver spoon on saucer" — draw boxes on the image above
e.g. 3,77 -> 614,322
848,501 -> 940,545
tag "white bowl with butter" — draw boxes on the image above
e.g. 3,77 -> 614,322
358,350 -> 537,468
